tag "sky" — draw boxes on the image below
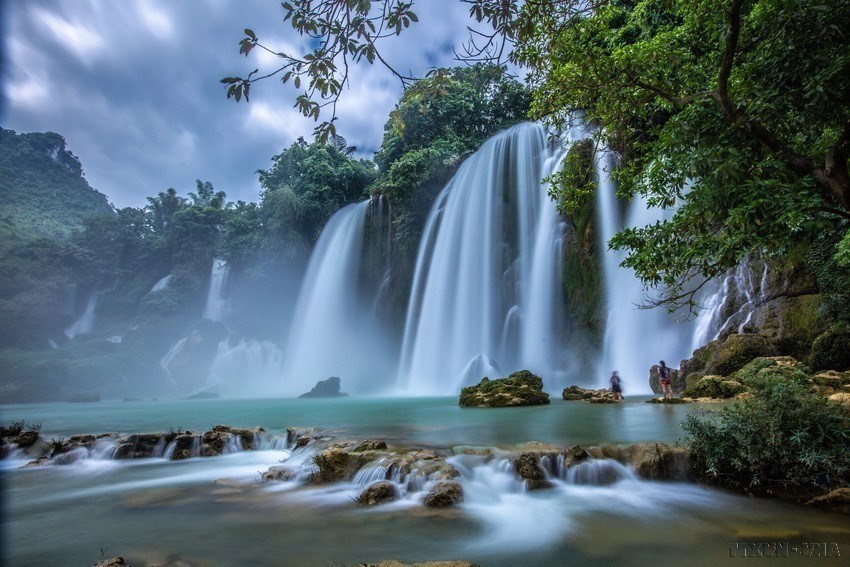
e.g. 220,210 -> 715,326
1,0 -> 476,207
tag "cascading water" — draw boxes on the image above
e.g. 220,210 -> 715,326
208,339 -> 285,398
149,274 -> 172,294
595,151 -> 697,392
280,200 -> 395,396
397,123 -> 573,394
64,293 -> 98,339
203,259 -> 229,323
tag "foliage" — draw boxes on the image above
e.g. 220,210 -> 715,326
510,0 -> 850,309
682,376 -> 850,495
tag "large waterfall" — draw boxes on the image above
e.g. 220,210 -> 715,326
595,152 -> 698,393
397,123 -> 572,394
280,200 -> 395,396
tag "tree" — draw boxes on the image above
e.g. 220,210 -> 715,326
226,0 -> 850,310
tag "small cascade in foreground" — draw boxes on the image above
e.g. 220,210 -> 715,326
595,152 -> 697,392
397,123 -> 572,394
203,259 -> 229,323
280,200 -> 395,396
65,292 -> 98,339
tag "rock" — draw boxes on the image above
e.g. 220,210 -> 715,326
12,430 -> 40,447
809,326 -> 850,371
353,440 -> 388,452
262,465 -> 297,482
731,356 -> 811,389
649,365 -> 683,394
645,397 -> 692,404
169,433 -> 201,460
114,433 -> 168,459
459,370 -> 550,407
562,385 -> 616,402
680,333 -> 777,379
211,425 -> 260,449
812,371 -> 843,389
561,445 -> 590,469
201,430 -> 236,456
298,376 -> 349,398
828,393 -> 850,407
805,488 -> 850,514
624,442 -> 677,480
512,452 -> 552,490
310,447 -> 365,483
356,481 -> 398,506
92,557 -> 128,567
681,376 -> 744,399
286,426 -> 315,448
421,481 -> 464,508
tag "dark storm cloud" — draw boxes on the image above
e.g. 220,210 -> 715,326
2,0 -> 474,207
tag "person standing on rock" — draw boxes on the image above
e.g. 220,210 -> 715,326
658,361 -> 673,399
610,371 -> 623,402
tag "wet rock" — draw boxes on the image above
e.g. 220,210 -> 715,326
353,439 -> 388,452
310,447 -> 365,483
512,452 -> 552,490
12,430 -> 40,448
805,488 -> 850,514
286,427 -> 315,448
298,376 -> 349,398
261,465 -> 297,482
421,481 -> 464,508
356,480 -> 398,506
92,557 -> 128,567
169,433 -> 200,460
561,445 -> 590,469
624,442 -> 678,480
588,394 -> 619,403
22,457 -> 52,468
114,434 -> 166,459
459,370 -> 550,407
646,397 -> 692,404
211,425 -> 260,449
562,385 -> 602,400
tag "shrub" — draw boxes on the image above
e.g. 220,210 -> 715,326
681,377 -> 850,496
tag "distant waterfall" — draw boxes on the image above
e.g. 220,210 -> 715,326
281,200 -> 395,395
64,293 -> 97,339
397,123 -> 572,394
595,152 -> 697,392
203,259 -> 229,322
209,339 -> 285,397
149,274 -> 172,294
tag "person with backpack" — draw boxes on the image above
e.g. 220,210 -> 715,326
610,370 -> 623,402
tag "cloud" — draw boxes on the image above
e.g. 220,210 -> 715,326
2,0 -> 483,207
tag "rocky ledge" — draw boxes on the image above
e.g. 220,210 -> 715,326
459,370 -> 550,407
561,385 -> 618,403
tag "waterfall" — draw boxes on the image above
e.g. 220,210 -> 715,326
64,293 -> 98,339
203,259 -> 229,322
208,339 -> 285,398
397,123 -> 571,395
149,274 -> 172,294
280,200 -> 395,396
595,152 -> 697,392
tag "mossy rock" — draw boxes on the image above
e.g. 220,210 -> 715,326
355,481 -> 398,506
421,481 -> 464,508
809,326 -> 850,372
731,356 -> 811,390
712,334 -> 778,376
310,447 -> 365,483
681,376 -> 744,399
459,370 -> 550,407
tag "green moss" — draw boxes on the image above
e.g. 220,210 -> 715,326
732,357 -> 812,390
809,325 -> 850,371
682,376 -> 744,399
459,370 -> 550,407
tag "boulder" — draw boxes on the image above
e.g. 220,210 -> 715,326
681,376 -> 744,399
421,481 -> 464,508
356,481 -> 398,506
114,433 -> 167,459
12,430 -> 40,448
809,326 -> 850,371
805,487 -> 850,514
201,430 -> 236,456
92,557 -> 128,567
649,365 -> 683,394
353,440 -> 388,452
562,385 -> 612,401
459,370 -> 550,407
512,452 -> 552,490
561,445 -> 590,469
261,465 -> 297,482
624,442 -> 677,480
298,376 -> 349,398
680,333 -> 777,379
310,447 -> 365,483
286,426 -> 315,448
169,433 -> 201,460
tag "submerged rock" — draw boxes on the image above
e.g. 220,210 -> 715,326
298,376 -> 349,398
421,481 -> 464,508
459,370 -> 550,407
356,481 -> 398,506
262,465 -> 297,482
805,487 -> 850,514
310,447 -> 365,483
623,442 -> 690,480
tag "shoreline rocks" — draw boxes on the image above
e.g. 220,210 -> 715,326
561,385 -> 617,403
